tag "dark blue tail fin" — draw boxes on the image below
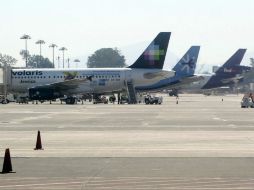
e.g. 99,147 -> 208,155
202,49 -> 247,89
128,32 -> 171,69
173,46 -> 200,77
216,49 -> 247,73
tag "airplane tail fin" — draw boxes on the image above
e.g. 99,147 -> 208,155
128,32 -> 171,69
202,49 -> 247,89
173,46 -> 200,77
216,49 -> 246,73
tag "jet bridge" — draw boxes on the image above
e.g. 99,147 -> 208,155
0,66 -> 12,96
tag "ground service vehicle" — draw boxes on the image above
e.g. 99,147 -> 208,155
144,95 -> 163,105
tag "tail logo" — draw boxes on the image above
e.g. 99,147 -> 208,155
144,43 -> 165,66
223,68 -> 235,73
180,55 -> 196,73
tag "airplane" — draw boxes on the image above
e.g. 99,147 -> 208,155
135,46 -> 202,93
201,49 -> 251,89
184,49 -> 252,93
9,32 -> 176,104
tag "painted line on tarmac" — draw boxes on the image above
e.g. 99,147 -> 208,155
0,181 -> 84,188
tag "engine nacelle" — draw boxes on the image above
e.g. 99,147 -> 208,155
29,88 -> 61,100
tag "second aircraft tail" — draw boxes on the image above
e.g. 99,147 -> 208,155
173,46 -> 200,77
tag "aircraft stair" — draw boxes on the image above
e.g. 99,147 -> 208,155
126,81 -> 137,104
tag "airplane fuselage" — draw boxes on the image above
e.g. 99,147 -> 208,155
9,68 -> 175,95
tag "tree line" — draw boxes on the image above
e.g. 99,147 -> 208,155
1,48 -> 126,68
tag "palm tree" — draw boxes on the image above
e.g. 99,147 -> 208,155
49,44 -> 58,68
20,34 -> 31,67
59,47 -> 67,68
35,40 -> 45,68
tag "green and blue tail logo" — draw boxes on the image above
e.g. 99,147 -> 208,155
144,43 -> 165,66
129,32 -> 171,69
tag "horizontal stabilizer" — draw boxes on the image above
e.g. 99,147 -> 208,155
143,70 -> 175,80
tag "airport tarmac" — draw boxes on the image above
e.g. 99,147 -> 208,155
0,94 -> 254,189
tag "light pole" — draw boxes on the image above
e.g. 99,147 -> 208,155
35,40 -> 45,68
74,59 -> 80,68
49,44 -> 57,68
59,47 -> 67,68
20,34 -> 31,68
67,58 -> 70,68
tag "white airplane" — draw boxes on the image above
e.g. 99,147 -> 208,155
9,32 -> 175,103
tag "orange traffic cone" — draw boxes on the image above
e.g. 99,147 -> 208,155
34,131 -> 43,150
2,148 -> 14,174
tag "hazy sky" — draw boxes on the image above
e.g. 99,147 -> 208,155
1,0 -> 254,69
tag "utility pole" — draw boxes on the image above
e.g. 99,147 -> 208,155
59,47 -> 67,68
35,40 -> 45,68
49,44 -> 58,68
20,34 -> 31,68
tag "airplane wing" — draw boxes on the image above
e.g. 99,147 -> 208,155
30,76 -> 92,91
221,76 -> 244,84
